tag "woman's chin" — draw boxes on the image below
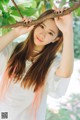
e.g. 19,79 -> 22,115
34,41 -> 42,46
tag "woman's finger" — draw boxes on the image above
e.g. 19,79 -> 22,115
60,7 -> 69,13
23,16 -> 33,24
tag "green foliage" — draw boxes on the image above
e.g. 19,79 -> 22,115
73,8 -> 80,16
73,17 -> 80,59
0,0 -> 80,26
19,7 -> 37,16
0,0 -> 39,34
46,94 -> 80,120
2,0 -> 9,4
0,0 -> 80,58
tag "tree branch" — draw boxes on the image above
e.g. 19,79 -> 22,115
0,1 -> 80,29
11,0 -> 23,18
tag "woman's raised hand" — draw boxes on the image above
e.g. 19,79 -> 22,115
53,7 -> 73,34
14,16 -> 34,36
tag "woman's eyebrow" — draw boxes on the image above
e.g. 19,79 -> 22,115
42,23 -> 55,34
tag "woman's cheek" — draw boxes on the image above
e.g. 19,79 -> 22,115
35,27 -> 41,35
46,35 -> 53,42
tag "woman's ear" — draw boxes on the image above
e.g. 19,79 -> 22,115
51,37 -> 60,43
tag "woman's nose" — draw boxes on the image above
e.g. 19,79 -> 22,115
40,31 -> 46,38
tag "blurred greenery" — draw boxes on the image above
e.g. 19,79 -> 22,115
0,0 -> 80,58
46,94 -> 80,120
0,1 -> 80,119
73,17 -> 80,59
0,0 -> 80,28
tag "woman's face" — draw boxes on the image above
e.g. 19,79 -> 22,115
34,19 -> 59,48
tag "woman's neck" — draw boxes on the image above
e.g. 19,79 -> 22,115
28,45 -> 44,63
33,45 -> 44,53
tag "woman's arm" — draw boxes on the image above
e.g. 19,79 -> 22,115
54,11 -> 74,77
0,29 -> 19,52
0,18 -> 34,52
56,29 -> 74,77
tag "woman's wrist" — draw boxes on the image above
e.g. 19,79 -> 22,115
63,27 -> 73,36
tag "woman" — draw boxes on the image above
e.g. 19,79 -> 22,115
0,9 -> 74,120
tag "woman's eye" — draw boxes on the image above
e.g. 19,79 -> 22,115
49,32 -> 53,36
40,25 -> 44,29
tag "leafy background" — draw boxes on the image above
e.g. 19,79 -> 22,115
46,94 -> 80,120
0,0 -> 80,58
0,0 -> 80,120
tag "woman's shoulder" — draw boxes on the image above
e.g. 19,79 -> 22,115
0,42 -> 18,75
5,41 -> 18,59
0,41 -> 18,55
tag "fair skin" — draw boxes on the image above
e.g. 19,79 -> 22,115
33,14 -> 74,77
0,9 -> 74,78
33,19 -> 59,51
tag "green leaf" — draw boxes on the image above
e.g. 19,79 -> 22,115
74,8 -> 80,16
69,2 -> 74,7
21,7 -> 37,16
10,6 -> 17,11
0,16 -> 3,26
31,0 -> 37,8
0,2 -> 4,10
35,0 -> 41,4
2,17 -> 9,26
2,11 -> 10,18
8,16 -> 16,24
2,0 -> 9,4
11,10 -> 20,17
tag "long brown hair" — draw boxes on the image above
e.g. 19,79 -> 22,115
7,9 -> 63,92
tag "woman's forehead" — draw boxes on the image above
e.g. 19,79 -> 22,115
42,19 -> 58,33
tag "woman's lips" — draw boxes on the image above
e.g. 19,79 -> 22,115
36,36 -> 43,42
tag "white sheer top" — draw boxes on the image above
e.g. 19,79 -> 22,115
0,42 -> 70,120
